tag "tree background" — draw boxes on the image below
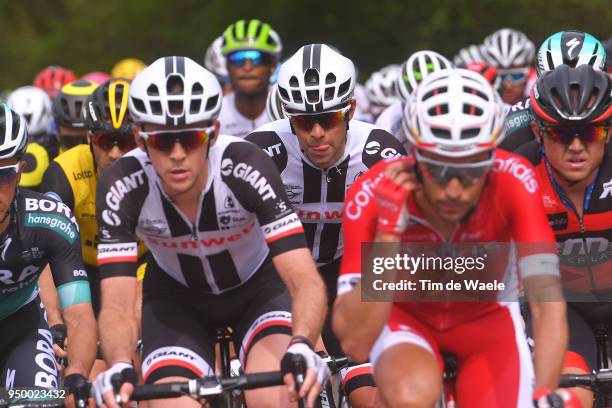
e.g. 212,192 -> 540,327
1,0 -> 610,89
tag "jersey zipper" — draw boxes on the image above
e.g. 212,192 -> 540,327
311,169 -> 329,262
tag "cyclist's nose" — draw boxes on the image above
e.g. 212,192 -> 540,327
108,145 -> 122,161
169,141 -> 187,160
567,136 -> 586,152
310,122 -> 326,138
444,178 -> 464,198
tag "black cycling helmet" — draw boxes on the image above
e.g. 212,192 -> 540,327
83,78 -> 132,133
530,64 -> 612,125
52,79 -> 99,128
604,37 -> 612,70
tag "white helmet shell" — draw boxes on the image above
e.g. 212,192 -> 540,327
453,44 -> 485,68
0,104 -> 28,160
8,86 -> 52,136
277,44 -> 356,113
204,36 -> 229,79
398,51 -> 452,101
266,84 -> 285,121
365,64 -> 401,108
403,68 -> 506,158
129,56 -> 222,126
481,28 -> 535,68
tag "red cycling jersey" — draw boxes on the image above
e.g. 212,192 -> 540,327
338,148 -> 559,330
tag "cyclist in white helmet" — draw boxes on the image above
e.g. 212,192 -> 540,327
8,86 -> 55,190
247,44 -> 406,407
91,56 -> 328,408
217,19 -> 282,137
453,44 -> 486,68
481,28 -> 536,105
334,68 -> 568,407
364,64 -> 401,120
265,83 -> 284,122
376,50 -> 452,143
204,36 -> 232,95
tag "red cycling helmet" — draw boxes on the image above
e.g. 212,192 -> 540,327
33,66 -> 77,98
467,62 -> 502,94
81,71 -> 112,85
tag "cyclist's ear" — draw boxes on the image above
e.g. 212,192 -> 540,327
210,120 -> 220,147
531,121 -> 542,144
133,124 -> 146,151
348,98 -> 356,121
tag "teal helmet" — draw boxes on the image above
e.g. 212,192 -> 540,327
536,31 -> 607,76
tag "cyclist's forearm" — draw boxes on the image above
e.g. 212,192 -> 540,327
332,284 -> 391,362
289,270 -> 327,345
99,307 -> 138,365
531,301 -> 567,389
39,266 -> 64,327
63,303 -> 97,376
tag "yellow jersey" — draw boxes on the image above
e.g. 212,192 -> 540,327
40,144 -> 147,275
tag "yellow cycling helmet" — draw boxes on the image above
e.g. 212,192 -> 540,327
111,58 -> 147,80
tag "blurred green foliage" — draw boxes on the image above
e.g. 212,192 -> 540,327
1,0 -> 610,88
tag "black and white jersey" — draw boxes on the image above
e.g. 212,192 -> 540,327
246,119 -> 406,265
96,135 -> 306,295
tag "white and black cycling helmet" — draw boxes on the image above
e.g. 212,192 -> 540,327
365,64 -> 401,108
453,44 -> 485,68
8,86 -> 52,137
276,44 -> 355,113
397,51 -> 452,101
129,56 -> 222,126
481,28 -> 535,69
403,68 -> 506,158
0,104 -> 29,160
266,83 -> 285,121
536,31 -> 607,76
204,36 -> 229,81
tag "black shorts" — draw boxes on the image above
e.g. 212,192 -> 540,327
522,301 -> 606,372
0,297 -> 59,388
141,256 -> 292,384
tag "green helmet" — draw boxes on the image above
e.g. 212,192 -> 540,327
221,19 -> 282,58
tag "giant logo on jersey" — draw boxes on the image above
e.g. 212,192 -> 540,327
363,129 -> 405,168
102,169 -> 146,226
220,158 -> 277,201
491,156 -> 538,193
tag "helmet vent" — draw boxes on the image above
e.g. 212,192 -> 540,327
150,101 -> 162,115
291,91 -> 303,103
24,114 -> 32,125
462,104 -> 483,116
147,84 -> 159,96
192,82 -> 203,95
324,87 -> 335,101
461,128 -> 481,140
431,128 -> 451,139
205,94 -> 219,111
166,75 -> 184,95
306,90 -> 319,104
463,86 -> 488,101
190,99 -> 201,114
338,79 -> 351,97
278,86 -> 290,101
132,98 -> 146,113
168,100 -> 183,115
428,104 -> 449,116
304,69 -> 319,85
326,73 -> 336,84
289,76 -> 299,87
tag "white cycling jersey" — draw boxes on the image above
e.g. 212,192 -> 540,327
353,83 -> 374,124
218,92 -> 270,137
96,136 -> 305,294
374,100 -> 406,144
246,119 -> 406,265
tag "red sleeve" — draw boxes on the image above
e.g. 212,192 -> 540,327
337,159 -> 389,297
494,150 -> 559,278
